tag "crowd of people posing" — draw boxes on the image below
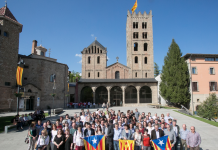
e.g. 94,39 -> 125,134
27,108 -> 201,150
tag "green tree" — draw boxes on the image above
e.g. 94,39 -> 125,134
69,70 -> 81,82
154,62 -> 160,77
197,93 -> 218,121
160,39 -> 190,106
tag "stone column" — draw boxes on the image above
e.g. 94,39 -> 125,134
136,86 -> 141,105
91,87 -> 96,104
106,86 -> 111,105
121,86 -> 126,106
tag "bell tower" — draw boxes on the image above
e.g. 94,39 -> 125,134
126,10 -> 154,79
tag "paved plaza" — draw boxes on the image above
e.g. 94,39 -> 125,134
0,106 -> 216,150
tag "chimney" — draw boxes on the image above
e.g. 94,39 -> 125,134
31,40 -> 37,54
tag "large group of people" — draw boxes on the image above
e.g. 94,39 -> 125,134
26,108 -> 201,150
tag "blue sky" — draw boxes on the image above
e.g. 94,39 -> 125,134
2,0 -> 218,73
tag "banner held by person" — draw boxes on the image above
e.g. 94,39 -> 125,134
119,139 -> 134,150
151,135 -> 172,150
83,135 -> 105,150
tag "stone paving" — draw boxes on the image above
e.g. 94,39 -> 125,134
0,106 -> 216,150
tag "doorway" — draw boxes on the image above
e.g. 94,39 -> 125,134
110,86 -> 123,106
26,96 -> 34,110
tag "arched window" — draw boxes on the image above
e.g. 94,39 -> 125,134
135,72 -> 137,77
97,48 -> 99,53
145,73 -> 147,78
28,89 -> 32,93
100,50 -> 102,53
88,72 -> 90,78
98,72 -> 100,77
144,57 -> 147,64
50,75 -> 54,82
97,56 -> 100,64
135,56 -> 138,63
144,43 -> 147,51
94,46 -> 96,53
88,56 -> 91,64
115,71 -> 120,79
88,48 -> 90,53
92,46 -> 93,53
40,51 -> 44,56
134,42 -> 138,51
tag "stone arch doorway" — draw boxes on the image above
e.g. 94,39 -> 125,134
80,86 -> 93,103
110,86 -> 122,106
125,86 -> 137,103
140,86 -> 152,103
95,86 -> 108,105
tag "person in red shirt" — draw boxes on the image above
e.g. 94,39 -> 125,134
142,129 -> 151,150
55,120 -> 62,130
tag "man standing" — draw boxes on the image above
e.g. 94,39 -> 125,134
104,121 -> 114,150
151,124 -> 164,140
164,124 -> 176,150
113,123 -> 121,150
180,124 -> 190,150
84,123 -> 95,137
186,126 -> 201,150
172,120 -> 180,150
135,108 -> 140,121
164,113 -> 174,123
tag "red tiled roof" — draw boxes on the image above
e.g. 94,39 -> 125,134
0,5 -> 20,24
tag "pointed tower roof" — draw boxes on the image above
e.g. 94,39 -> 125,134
88,39 -> 106,50
0,4 -> 21,24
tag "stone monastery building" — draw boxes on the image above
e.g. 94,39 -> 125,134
77,10 -> 158,106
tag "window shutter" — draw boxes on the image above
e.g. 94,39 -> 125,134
192,82 -> 195,91
215,82 -> 217,91
209,82 -> 211,91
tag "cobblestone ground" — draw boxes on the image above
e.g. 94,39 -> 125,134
0,106 -> 215,150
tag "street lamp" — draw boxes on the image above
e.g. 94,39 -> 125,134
17,58 -> 25,115
52,74 -> 56,114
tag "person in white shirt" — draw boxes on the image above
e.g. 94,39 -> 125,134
153,113 -> 158,120
164,113 -> 174,123
73,125 -> 84,150
50,124 -> 57,150
36,129 -> 49,150
80,112 -> 86,125
96,109 -> 99,115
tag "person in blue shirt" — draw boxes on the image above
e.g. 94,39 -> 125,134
113,123 -> 122,150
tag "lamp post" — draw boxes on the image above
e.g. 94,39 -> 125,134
17,58 -> 25,115
52,74 -> 56,114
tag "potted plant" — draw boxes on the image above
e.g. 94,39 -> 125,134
50,93 -> 56,97
14,92 -> 22,97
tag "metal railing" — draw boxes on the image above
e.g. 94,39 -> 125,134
181,105 -> 193,115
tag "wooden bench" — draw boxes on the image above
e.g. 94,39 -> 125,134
5,124 -> 16,134
148,104 -> 160,109
54,108 -> 63,114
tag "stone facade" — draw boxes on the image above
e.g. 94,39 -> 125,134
0,5 -> 23,110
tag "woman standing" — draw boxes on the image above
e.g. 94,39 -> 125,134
146,122 -> 154,137
121,124 -> 132,140
36,129 -> 49,150
133,128 -> 142,150
73,125 -> 84,150
143,121 -> 148,129
142,130 -> 150,150
138,123 -> 145,135
28,121 -> 37,150
65,129 -> 73,150
54,129 -> 64,150
95,125 -> 103,135
63,122 -> 71,133
50,124 -> 58,150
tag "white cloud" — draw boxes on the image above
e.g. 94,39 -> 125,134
91,34 -> 94,37
75,54 -> 82,58
78,60 -> 82,64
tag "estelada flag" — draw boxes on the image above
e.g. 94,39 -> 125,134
68,83 -> 69,92
131,0 -> 137,13
151,135 -> 172,150
16,66 -> 24,86
119,139 -> 134,150
83,135 -> 105,150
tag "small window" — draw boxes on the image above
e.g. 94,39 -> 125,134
144,43 -> 147,51
142,32 -> 147,39
88,48 -> 90,53
50,74 -> 55,82
24,65 -> 29,68
142,22 -> 147,29
98,72 -> 100,77
209,82 -> 217,91
4,31 -> 9,37
134,43 -> 138,51
40,51 -> 44,56
0,30 -> 1,35
115,71 -> 120,79
192,82 -> 198,91
135,72 -> 137,77
24,77 -> 27,80
28,89 -> 32,93
97,56 -> 100,64
133,32 -> 138,39
205,57 -> 215,61
192,67 -> 196,74
5,82 -> 10,86
88,72 -> 90,78
145,73 -> 147,78
197,99 -> 199,102
100,50 -> 102,53
135,56 -> 138,63
133,22 -> 138,29
88,56 -> 91,64
97,48 -> 99,53
144,57 -> 147,64
210,68 -> 215,75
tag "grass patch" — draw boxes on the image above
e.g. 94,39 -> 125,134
174,110 -> 218,127
45,113 -> 49,117
160,106 -> 179,109
0,116 -> 14,133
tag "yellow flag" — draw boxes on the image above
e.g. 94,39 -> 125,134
68,83 -> 69,92
131,0 -> 137,13
16,66 -> 23,86
119,139 -> 134,150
